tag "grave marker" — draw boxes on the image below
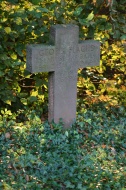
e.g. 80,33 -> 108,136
26,24 -> 100,127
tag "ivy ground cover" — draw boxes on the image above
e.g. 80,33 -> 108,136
0,103 -> 126,190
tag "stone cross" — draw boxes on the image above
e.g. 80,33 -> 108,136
26,24 -> 100,127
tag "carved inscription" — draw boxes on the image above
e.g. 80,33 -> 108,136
78,42 -> 100,67
27,46 -> 55,73
35,47 -> 55,72
38,48 -> 54,56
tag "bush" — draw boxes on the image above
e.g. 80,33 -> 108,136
0,0 -> 126,117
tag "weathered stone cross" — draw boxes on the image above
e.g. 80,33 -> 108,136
26,24 -> 100,127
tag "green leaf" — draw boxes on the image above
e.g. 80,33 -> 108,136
74,7 -> 83,16
29,96 -> 37,102
78,18 -> 87,25
121,34 -> 126,40
31,0 -> 41,5
77,183 -> 83,189
65,181 -> 75,188
65,131 -> 69,137
0,71 -> 4,77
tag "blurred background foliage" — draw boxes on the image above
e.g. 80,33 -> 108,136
0,0 -> 126,121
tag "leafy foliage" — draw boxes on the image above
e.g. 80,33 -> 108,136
0,0 -> 126,117
0,104 -> 126,189
0,1 -> 126,189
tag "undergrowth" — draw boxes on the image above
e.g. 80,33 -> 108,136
0,103 -> 126,190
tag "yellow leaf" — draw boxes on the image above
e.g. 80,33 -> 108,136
86,12 -> 94,21
4,27 -> 11,34
22,50 -> 26,56
11,53 -> 17,60
16,17 -> 22,25
38,95 -> 44,100
21,98 -> 27,105
5,100 -> 11,105
31,91 -> 38,96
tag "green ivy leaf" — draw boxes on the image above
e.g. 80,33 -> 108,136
65,131 -> 69,137
29,96 -> 37,102
121,34 -> 126,40
31,0 -> 41,5
74,7 -> 83,16
78,18 -> 87,26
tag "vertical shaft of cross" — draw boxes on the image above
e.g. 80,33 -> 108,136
49,25 -> 79,127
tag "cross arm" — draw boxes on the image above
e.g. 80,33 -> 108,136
78,40 -> 100,68
26,44 -> 55,73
